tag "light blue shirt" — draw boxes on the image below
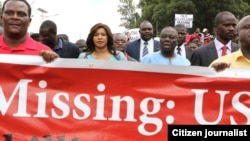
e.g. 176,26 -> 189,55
78,50 -> 127,61
141,51 -> 190,66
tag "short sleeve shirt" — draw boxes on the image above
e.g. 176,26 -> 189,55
0,35 -> 52,55
210,49 -> 250,69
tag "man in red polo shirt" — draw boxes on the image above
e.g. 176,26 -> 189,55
0,0 -> 58,62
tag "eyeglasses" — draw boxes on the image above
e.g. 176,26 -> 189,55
114,40 -> 126,44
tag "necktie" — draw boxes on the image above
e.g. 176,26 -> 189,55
177,46 -> 181,55
143,41 -> 148,57
221,45 -> 227,56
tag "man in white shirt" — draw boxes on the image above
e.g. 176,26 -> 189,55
125,20 -> 160,61
174,24 -> 193,61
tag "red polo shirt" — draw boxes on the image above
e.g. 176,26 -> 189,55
0,35 -> 52,55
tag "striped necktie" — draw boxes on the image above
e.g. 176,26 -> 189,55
143,41 -> 148,57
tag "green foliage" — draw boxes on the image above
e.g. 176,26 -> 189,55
0,1 -> 2,26
117,0 -> 138,29
118,0 -> 250,36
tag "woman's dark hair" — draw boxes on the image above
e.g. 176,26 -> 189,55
86,23 -> 117,56
2,0 -> 32,17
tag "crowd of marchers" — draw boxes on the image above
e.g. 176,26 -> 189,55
1,0 -> 250,72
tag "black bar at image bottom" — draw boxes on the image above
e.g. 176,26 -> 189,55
168,125 -> 249,140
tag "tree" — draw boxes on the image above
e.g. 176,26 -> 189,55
0,1 -> 2,26
119,0 -> 250,36
192,0 -> 249,34
117,0 -> 139,29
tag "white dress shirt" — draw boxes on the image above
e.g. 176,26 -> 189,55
175,44 -> 187,58
214,38 -> 232,57
140,38 -> 154,60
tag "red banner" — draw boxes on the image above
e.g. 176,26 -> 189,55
0,54 -> 249,141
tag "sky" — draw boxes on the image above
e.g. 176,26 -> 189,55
1,0 -> 139,42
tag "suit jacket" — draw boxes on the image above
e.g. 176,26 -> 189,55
185,46 -> 193,61
191,41 -> 239,66
55,38 -> 80,58
125,39 -> 160,61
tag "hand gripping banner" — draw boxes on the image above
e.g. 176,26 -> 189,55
0,54 -> 249,141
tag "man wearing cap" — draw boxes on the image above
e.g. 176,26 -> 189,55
203,28 -> 212,45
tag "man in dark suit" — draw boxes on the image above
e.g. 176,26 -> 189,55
39,20 -> 80,58
191,11 -> 239,66
125,20 -> 160,61
174,24 -> 193,61
210,15 -> 250,71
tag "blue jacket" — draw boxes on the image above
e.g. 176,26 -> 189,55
125,39 -> 160,61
